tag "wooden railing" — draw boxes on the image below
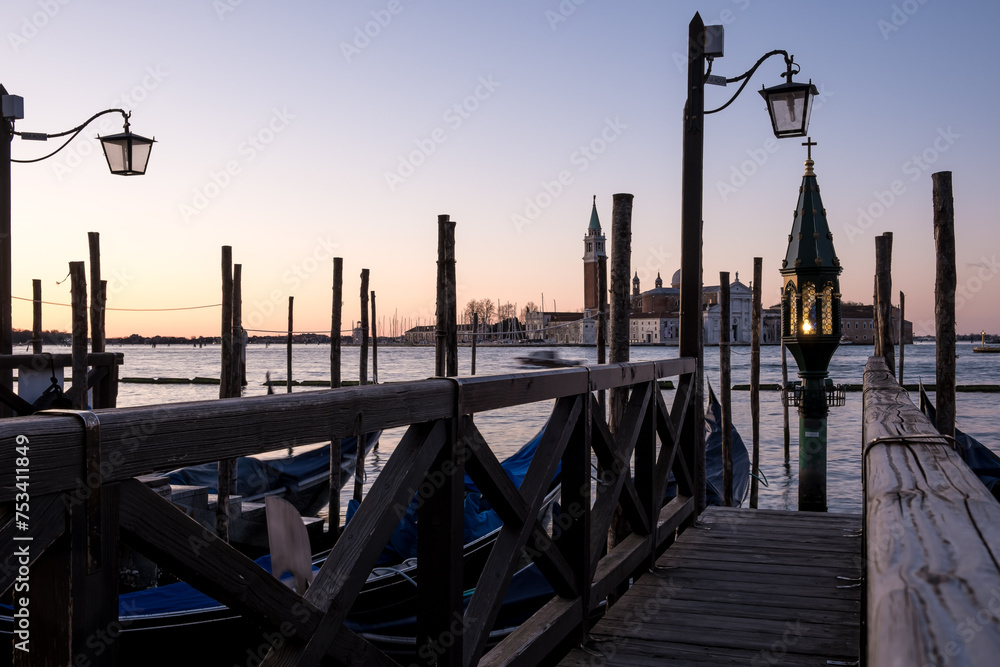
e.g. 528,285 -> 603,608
862,356 -> 1000,666
1,357 -> 699,666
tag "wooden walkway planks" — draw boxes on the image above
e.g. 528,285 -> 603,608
558,507 -> 862,666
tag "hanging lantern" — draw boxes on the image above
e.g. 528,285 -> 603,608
99,116 -> 155,175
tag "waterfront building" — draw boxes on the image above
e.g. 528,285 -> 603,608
841,304 -> 913,344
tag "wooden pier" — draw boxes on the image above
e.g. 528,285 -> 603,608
557,506 -> 862,666
4,354 -> 1000,666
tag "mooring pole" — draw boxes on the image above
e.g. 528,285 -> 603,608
933,171 -> 956,438
597,253 -> 608,416
371,290 -> 378,384
69,262 -> 88,410
232,264 -> 243,392
899,290 -> 905,386
220,246 -> 233,399
720,272 -> 733,506
88,232 -> 104,354
874,232 -> 894,374
607,193 -> 633,587
360,269 -> 369,385
471,312 -> 478,375
329,257 -> 343,535
434,215 -> 458,377
286,296 -> 293,394
31,279 -> 42,354
331,258 -> 343,389
750,258 -> 762,509
422,213 -> 463,665
609,193 -> 633,434
781,341 -> 790,466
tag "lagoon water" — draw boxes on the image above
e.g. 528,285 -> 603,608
44,340 -> 1000,515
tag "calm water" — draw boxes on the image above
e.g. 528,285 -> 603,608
39,341 -> 1000,515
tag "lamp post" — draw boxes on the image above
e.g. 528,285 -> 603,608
780,139 -> 844,512
0,85 -> 154,404
680,13 -> 817,513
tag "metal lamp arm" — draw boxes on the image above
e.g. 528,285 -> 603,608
705,50 -> 794,116
10,108 -> 130,164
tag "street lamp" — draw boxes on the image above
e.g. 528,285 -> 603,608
1,84 -> 155,405
780,139 -> 844,512
678,13 -> 817,513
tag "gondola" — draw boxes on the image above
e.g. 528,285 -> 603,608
162,431 -> 382,517
1,427 -> 556,666
918,382 -> 1000,500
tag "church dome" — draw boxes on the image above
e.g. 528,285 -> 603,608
671,269 -> 680,289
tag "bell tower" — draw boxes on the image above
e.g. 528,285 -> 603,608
583,196 -> 606,311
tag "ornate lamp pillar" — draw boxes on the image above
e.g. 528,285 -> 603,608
780,139 -> 843,512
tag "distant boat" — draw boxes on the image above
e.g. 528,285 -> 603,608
840,335 -> 854,345
516,349 -> 583,368
973,330 -> 1000,353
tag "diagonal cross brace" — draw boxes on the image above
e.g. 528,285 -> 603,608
461,417 -> 577,598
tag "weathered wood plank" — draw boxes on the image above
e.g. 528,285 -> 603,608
0,380 -> 457,500
556,506 -> 860,667
479,595 -> 582,667
591,497 -> 694,605
863,355 -> 1000,667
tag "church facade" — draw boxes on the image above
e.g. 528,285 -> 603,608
527,198 -> 782,345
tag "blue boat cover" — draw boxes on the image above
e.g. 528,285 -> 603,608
164,434 -> 367,496
665,384 -> 751,506
345,425 -> 553,564
704,384 -> 751,505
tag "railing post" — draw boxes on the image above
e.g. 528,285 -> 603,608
561,388 -> 593,646
417,414 -> 464,667
635,379 -> 657,565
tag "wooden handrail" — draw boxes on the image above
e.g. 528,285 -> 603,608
0,357 -> 699,666
862,356 -> 1000,666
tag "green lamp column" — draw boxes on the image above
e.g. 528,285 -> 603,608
780,139 -> 842,512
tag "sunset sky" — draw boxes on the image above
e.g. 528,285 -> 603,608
3,0 -> 997,338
